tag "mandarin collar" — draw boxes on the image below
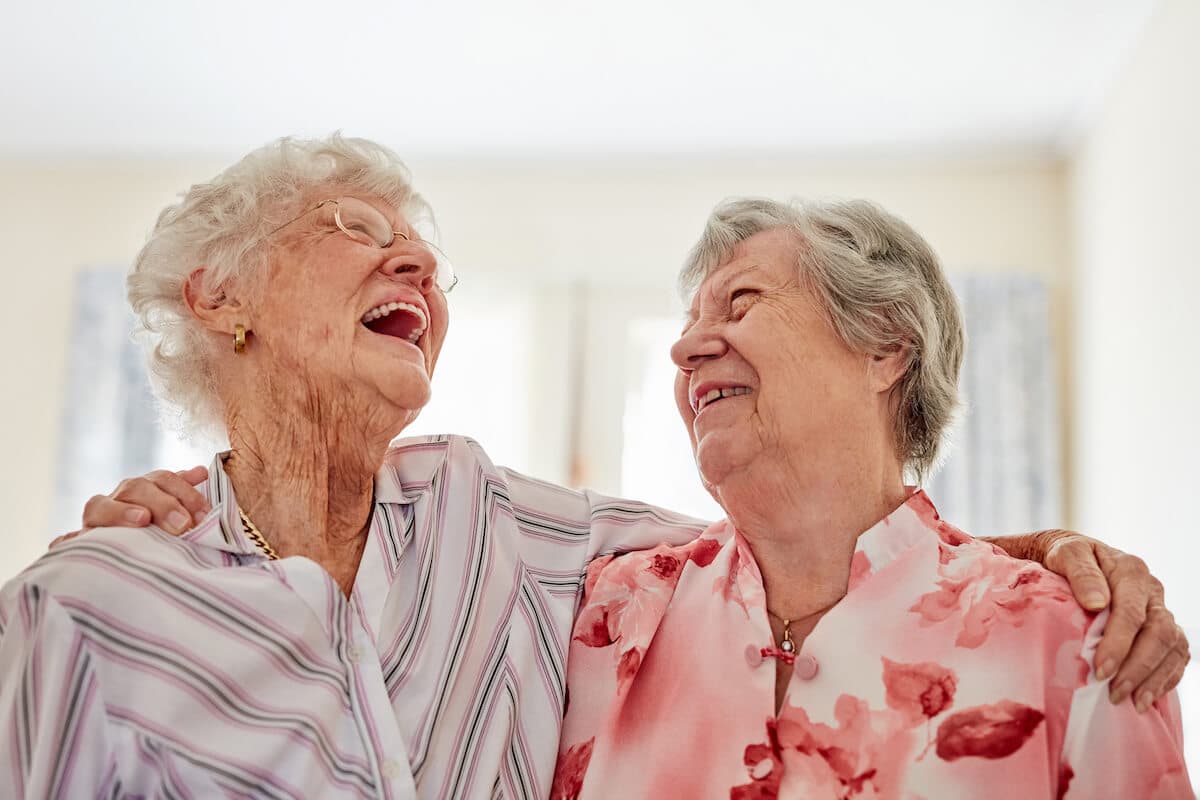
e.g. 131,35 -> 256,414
725,488 -> 951,588
849,488 -> 953,582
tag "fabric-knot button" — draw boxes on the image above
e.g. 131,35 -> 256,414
744,644 -> 764,667
794,653 -> 819,680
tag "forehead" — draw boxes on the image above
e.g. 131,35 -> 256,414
687,227 -> 800,311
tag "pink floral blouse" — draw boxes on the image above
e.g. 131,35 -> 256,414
552,491 -> 1192,799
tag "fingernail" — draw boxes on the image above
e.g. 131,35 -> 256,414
125,509 -> 147,524
167,511 -> 189,532
1136,692 -> 1154,713
1083,592 -> 1106,609
1096,659 -> 1115,680
1110,681 -> 1132,704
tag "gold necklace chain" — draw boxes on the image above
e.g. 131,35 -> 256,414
766,598 -> 842,654
239,510 -> 280,561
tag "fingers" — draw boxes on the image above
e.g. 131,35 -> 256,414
177,465 -> 209,487
1108,605 -> 1187,709
144,469 -> 211,521
82,495 -> 152,529
81,467 -> 212,536
1046,536 -> 1110,611
1128,637 -> 1190,712
1091,548 -> 1153,680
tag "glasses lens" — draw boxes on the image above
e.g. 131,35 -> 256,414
333,198 -> 394,248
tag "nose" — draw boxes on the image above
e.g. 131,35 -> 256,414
380,241 -> 437,293
670,319 -> 728,371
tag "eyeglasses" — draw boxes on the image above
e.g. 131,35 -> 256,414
269,197 -> 458,293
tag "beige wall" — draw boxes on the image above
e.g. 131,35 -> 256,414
1070,0 -> 1200,619
0,155 -> 1071,580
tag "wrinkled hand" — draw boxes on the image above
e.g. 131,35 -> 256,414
1035,529 -> 1190,712
52,466 -> 211,548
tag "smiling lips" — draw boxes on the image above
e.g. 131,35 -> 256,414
693,385 -> 752,413
361,300 -> 427,344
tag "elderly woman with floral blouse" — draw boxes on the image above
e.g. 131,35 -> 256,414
551,199 -> 1191,799
55,141 -> 1187,798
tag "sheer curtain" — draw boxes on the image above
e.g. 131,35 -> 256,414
924,274 -> 1063,535
50,269 -> 194,535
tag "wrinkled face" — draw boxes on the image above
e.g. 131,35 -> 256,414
670,228 -> 885,500
250,193 -> 449,430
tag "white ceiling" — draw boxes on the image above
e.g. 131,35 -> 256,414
1,0 -> 1155,159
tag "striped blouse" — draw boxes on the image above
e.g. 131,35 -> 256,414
0,435 -> 707,799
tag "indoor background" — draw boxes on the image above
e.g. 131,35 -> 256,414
1,0 -> 1197,773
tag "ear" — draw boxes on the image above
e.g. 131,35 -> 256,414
867,345 -> 910,395
182,268 -> 248,335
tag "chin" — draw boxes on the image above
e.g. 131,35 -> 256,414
378,369 -> 432,415
693,433 -> 745,489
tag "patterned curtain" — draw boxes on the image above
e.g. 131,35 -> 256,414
924,274 -> 1064,536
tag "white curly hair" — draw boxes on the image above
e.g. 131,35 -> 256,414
127,134 -> 430,437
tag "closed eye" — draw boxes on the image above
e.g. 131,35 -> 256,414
730,288 -> 759,318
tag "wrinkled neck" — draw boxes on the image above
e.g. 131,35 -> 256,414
716,449 -> 908,620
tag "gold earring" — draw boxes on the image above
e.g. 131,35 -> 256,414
233,324 -> 247,354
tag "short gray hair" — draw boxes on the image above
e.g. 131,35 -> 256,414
127,134 -> 429,437
679,197 -> 964,480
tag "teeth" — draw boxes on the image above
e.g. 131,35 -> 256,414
361,301 -> 428,343
696,386 -> 751,412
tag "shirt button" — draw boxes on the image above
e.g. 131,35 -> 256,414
794,653 -> 819,680
745,644 -> 764,667
381,759 -> 402,780
347,645 -> 364,664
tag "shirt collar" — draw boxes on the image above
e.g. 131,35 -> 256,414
850,488 -> 963,586
181,438 -> 450,559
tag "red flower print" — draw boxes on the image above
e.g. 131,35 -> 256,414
935,700 -> 1044,762
910,555 -> 1074,648
648,553 -> 681,580
572,604 -> 612,647
551,738 -> 595,800
881,658 -> 958,725
688,537 -> 722,568
731,732 -> 783,800
570,542 -> 693,689
847,551 -> 872,591
617,648 -> 642,684
741,696 -> 918,797
1057,762 -> 1073,799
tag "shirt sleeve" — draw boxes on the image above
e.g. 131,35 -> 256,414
1058,612 -> 1193,798
0,582 -> 120,798
501,465 -> 710,577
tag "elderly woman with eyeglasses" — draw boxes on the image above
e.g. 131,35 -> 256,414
551,199 -> 1191,799
0,135 -> 698,798
11,136 -> 1189,799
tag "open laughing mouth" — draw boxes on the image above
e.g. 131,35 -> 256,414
361,301 -> 427,346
